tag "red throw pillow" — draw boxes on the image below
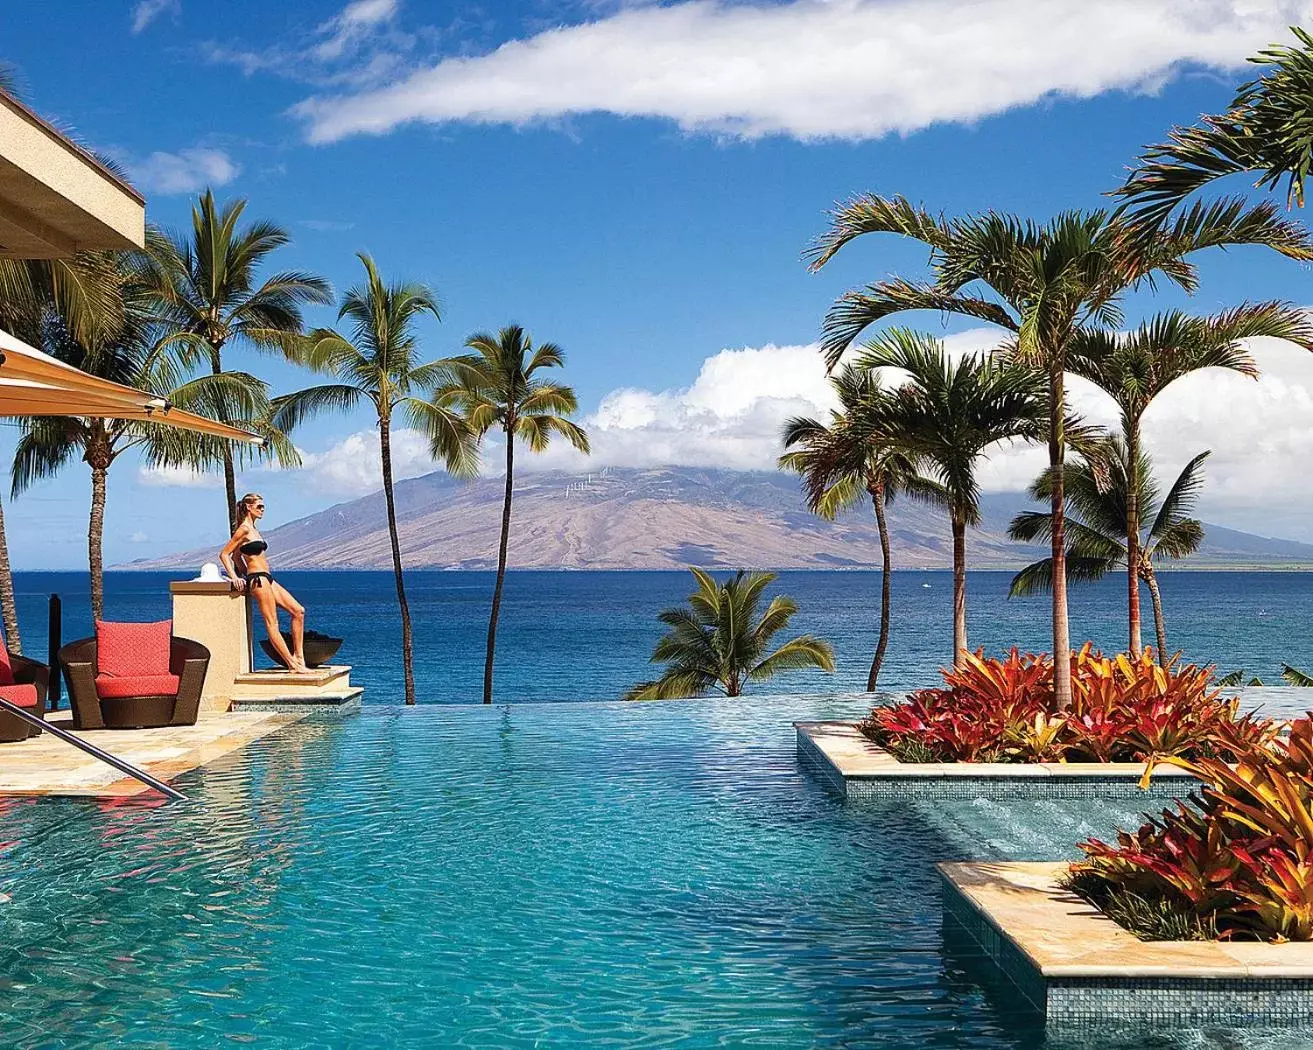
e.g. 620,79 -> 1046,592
0,634 -> 13,687
96,620 -> 173,678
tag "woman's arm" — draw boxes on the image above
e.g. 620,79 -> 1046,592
219,528 -> 248,592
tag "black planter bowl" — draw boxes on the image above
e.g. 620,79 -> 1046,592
259,630 -> 343,669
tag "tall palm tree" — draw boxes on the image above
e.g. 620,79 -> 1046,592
272,253 -> 476,706
779,365 -> 944,689
807,195 -> 1313,706
145,190 -> 331,531
1008,443 -> 1209,661
10,254 -> 267,620
624,568 -> 835,700
1069,304 -> 1313,653
854,330 -> 1047,664
442,325 -> 590,704
1116,28 -> 1313,227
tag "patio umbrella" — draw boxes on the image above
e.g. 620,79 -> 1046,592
0,325 -> 262,444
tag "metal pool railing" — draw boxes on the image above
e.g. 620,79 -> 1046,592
0,697 -> 187,802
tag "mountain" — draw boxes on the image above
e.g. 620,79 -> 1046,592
119,466 -> 1313,572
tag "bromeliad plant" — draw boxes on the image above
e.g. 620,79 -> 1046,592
860,644 -> 1273,764
1071,717 -> 1313,942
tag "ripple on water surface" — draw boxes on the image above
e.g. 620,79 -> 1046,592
1,697 -> 1311,1049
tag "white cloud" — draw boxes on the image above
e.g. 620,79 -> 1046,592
128,530 -> 150,543
131,0 -> 179,34
292,0 -> 1313,144
137,464 -> 219,488
123,147 -> 240,195
298,427 -> 436,495
313,0 -> 400,61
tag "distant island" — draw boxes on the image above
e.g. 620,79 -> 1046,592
117,467 -> 1313,572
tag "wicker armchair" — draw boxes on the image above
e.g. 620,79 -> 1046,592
59,636 -> 209,730
0,653 -> 50,742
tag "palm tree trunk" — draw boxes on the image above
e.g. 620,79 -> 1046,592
1144,564 -> 1168,661
0,495 -> 22,652
483,431 -> 515,704
1125,421 -> 1142,656
868,485 -> 892,691
1049,364 -> 1072,709
379,418 -> 417,706
951,512 -> 968,666
212,346 -> 239,534
89,463 -> 107,622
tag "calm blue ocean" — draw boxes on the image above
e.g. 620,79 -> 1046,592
12,568 -> 1313,704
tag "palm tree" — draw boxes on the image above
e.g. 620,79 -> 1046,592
1116,28 -> 1313,227
442,325 -> 590,704
854,330 -> 1047,664
624,568 -> 835,700
1008,442 -> 1209,661
779,365 -> 944,689
145,190 -> 331,531
1069,304 -> 1313,653
807,196 -> 1313,706
272,253 -> 476,706
11,253 -> 267,620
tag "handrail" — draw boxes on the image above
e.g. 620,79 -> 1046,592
0,698 -> 187,802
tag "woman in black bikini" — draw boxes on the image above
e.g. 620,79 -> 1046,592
219,492 -> 309,673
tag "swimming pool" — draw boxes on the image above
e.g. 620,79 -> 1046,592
1,696 -> 1308,1048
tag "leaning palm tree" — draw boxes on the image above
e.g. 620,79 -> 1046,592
624,568 -> 835,700
780,365 -> 945,689
856,330 -> 1047,664
807,195 -> 1312,706
272,253 -> 476,706
1069,303 -> 1313,653
1116,28 -> 1313,227
144,190 -> 331,531
1008,442 -> 1209,661
441,325 -> 590,704
11,253 -> 267,620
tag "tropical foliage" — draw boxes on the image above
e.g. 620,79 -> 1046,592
861,645 -> 1273,764
273,253 -> 476,706
1008,442 -> 1209,661
1072,716 -> 1313,942
780,364 -> 942,689
625,569 -> 835,700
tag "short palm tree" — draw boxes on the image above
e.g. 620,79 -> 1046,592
441,325 -> 590,704
1069,303 -> 1313,653
779,365 -> 944,689
11,253 -> 266,620
272,253 -> 476,706
145,190 -> 331,531
1116,27 -> 1313,227
1008,442 -> 1209,661
624,568 -> 835,700
855,330 -> 1047,664
807,195 -> 1312,706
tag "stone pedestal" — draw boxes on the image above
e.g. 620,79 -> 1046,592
170,582 -> 362,716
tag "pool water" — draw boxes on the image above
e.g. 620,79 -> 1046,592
1,696 -> 1310,1049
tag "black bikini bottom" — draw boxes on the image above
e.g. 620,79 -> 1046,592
246,572 -> 274,590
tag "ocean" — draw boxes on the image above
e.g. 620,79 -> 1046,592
11,568 -> 1313,704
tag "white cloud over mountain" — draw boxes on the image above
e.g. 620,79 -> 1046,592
293,0 -> 1313,144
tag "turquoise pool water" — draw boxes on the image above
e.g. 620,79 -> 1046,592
1,696 -> 1309,1048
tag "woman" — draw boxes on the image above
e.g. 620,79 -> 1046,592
219,492 -> 309,673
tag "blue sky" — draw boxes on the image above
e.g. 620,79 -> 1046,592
5,0 -> 1313,568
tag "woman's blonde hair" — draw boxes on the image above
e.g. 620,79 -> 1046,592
235,492 -> 263,525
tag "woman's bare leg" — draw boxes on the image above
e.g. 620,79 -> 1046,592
272,582 -> 307,669
253,585 -> 300,670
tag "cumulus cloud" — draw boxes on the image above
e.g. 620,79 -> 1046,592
122,147 -> 240,194
298,427 -> 436,495
131,0 -> 179,34
292,0 -> 1313,144
137,464 -> 219,488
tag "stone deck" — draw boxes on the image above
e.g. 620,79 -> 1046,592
0,710 -> 303,799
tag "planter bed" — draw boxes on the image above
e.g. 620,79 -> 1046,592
941,860 -> 1313,1028
795,721 -> 1196,800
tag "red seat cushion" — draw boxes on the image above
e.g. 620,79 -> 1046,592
0,683 -> 37,707
96,621 -> 173,678
94,674 -> 180,700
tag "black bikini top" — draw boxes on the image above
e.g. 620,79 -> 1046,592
240,539 -> 268,556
